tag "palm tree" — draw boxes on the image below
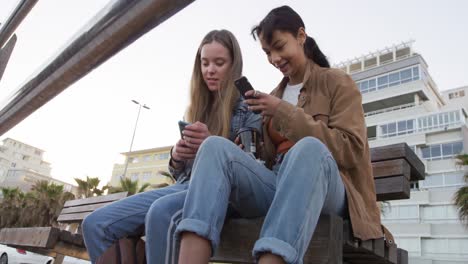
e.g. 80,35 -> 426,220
30,180 -> 75,227
108,177 -> 150,196
0,187 -> 24,228
454,154 -> 468,224
158,170 -> 176,184
74,176 -> 108,198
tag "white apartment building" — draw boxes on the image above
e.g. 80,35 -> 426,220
336,41 -> 468,264
0,138 -> 77,195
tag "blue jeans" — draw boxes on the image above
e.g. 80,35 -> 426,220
82,182 -> 188,264
175,136 -> 346,264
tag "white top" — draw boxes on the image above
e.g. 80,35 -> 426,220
282,82 -> 303,105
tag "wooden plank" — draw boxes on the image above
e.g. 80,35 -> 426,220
397,248 -> 408,264
385,244 -> 397,264
60,201 -> 114,214
0,227 -> 59,248
373,238 -> 385,258
63,192 -> 128,208
52,241 -> 90,261
57,212 -> 92,223
375,175 -> 410,201
370,143 -> 425,181
372,159 -> 411,180
212,218 -> 261,263
212,215 -> 343,264
0,0 -> 196,136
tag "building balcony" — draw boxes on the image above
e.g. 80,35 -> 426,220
365,102 -> 427,126
362,80 -> 428,109
369,132 -> 426,148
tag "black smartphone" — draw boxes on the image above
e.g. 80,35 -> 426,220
178,120 -> 191,138
235,76 -> 255,99
235,76 -> 261,114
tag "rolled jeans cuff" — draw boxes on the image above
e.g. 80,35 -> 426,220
253,237 -> 298,264
175,218 -> 220,255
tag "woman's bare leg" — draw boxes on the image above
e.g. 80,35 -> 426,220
178,232 -> 211,264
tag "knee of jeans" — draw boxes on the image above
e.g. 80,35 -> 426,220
146,200 -> 173,231
82,211 -> 101,237
294,137 -> 329,157
198,136 -> 230,154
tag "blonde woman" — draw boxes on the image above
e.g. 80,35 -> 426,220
82,29 -> 261,264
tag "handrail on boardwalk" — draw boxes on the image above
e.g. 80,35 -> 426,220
0,0 -> 195,136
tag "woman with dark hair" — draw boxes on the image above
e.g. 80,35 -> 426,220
176,5 -> 383,264
81,29 -> 261,264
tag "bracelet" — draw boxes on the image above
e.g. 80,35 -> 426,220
170,149 -> 183,163
172,156 -> 183,163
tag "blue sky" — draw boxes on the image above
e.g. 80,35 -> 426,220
0,0 -> 467,185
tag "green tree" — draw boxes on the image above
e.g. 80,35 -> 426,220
454,154 -> 468,224
74,176 -> 108,198
0,187 -> 24,228
108,177 -> 150,196
158,170 -> 176,184
30,180 -> 75,226
0,181 -> 75,228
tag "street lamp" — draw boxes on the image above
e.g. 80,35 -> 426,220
122,100 -> 150,178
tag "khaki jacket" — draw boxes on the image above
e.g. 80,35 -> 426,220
262,61 -> 383,240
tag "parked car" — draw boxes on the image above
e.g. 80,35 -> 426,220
62,256 -> 90,264
0,244 -> 54,264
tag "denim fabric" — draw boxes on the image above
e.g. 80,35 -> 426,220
82,98 -> 261,264
175,136 -> 346,264
82,183 -> 188,263
169,98 -> 262,182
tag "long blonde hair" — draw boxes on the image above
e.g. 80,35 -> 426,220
185,30 -> 243,138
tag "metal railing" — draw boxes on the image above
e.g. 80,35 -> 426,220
0,0 -> 196,135
365,102 -> 418,117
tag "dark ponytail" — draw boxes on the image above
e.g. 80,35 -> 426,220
304,36 -> 330,68
251,5 -> 330,68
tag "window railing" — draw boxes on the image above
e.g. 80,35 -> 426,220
365,102 -> 418,117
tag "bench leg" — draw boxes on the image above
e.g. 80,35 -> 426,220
54,254 -> 65,264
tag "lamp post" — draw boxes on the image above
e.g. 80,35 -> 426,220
122,100 -> 150,178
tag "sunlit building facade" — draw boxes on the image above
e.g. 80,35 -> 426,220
336,41 -> 468,263
110,146 -> 173,189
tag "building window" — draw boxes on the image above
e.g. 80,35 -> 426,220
158,153 -> 170,160
382,205 -> 419,220
143,155 -> 151,162
142,171 -> 152,181
449,90 -> 466,99
395,237 -> 420,254
421,141 -> 463,161
357,66 -> 420,94
417,110 -> 462,132
130,173 -> 139,181
380,119 -> 415,138
421,171 -> 465,188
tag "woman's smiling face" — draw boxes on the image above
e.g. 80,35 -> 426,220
259,29 -> 307,84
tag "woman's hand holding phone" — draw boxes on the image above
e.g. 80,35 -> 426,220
244,89 -> 281,117
181,121 -> 211,151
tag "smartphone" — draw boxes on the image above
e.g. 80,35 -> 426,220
178,120 -> 191,138
235,76 -> 255,99
235,76 -> 261,114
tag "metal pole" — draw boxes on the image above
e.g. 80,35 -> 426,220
122,103 -> 142,178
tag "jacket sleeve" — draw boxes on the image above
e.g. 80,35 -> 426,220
272,70 -> 367,169
168,146 -> 185,180
244,111 -> 263,136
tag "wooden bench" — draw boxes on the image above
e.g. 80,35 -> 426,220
0,191 -> 128,261
211,143 -> 424,264
0,143 -> 424,263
